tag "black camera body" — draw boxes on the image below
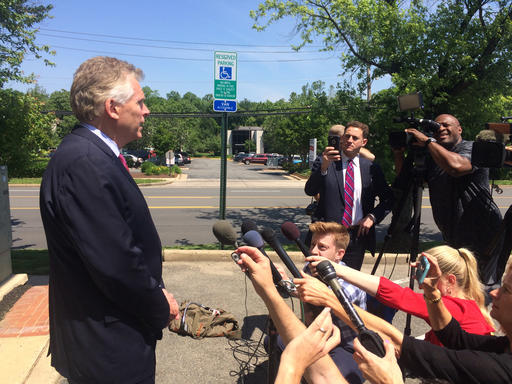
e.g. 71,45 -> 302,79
389,92 -> 440,150
472,120 -> 512,168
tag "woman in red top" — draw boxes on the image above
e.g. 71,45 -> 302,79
306,245 -> 494,345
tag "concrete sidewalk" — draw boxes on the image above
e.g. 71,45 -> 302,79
0,250 -> 408,383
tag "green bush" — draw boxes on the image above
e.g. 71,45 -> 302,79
170,165 -> 182,175
141,161 -> 156,174
20,158 -> 50,177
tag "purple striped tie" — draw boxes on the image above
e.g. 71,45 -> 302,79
342,159 -> 354,227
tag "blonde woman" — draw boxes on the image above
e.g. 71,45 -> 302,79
306,245 -> 494,345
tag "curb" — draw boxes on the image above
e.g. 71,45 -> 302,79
0,273 -> 28,302
162,249 -> 411,265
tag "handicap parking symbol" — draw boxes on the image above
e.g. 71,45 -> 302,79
219,66 -> 232,80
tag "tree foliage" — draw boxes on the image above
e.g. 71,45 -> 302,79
251,0 -> 512,118
0,89 -> 56,177
0,0 -> 54,87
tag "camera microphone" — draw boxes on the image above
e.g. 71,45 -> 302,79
316,260 -> 385,358
261,227 -> 302,279
281,221 -> 310,258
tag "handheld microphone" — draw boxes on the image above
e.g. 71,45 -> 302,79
242,230 -> 285,286
212,220 -> 239,248
281,221 -> 310,258
241,219 -> 258,235
316,260 -> 385,357
261,227 -> 302,279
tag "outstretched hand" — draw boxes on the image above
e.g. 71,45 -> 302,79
294,272 -> 333,308
235,246 -> 275,297
353,337 -> 403,384
411,252 -> 442,295
281,307 -> 341,372
305,255 -> 331,277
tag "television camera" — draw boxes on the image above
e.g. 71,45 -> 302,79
472,117 -> 512,168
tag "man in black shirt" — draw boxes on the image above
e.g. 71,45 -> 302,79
395,114 -> 504,289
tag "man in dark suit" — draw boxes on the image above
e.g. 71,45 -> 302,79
40,56 -> 179,384
305,121 -> 393,270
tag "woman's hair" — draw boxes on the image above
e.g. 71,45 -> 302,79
70,56 -> 144,122
427,245 -> 493,326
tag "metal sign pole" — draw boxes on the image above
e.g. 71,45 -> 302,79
219,112 -> 227,220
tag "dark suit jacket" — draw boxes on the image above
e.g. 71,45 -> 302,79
305,155 -> 394,255
40,125 -> 170,383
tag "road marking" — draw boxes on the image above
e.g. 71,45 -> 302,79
392,278 -> 410,285
11,206 -> 308,210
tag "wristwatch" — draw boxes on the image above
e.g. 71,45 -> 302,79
425,138 -> 437,146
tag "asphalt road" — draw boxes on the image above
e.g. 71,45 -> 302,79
8,158 -> 512,250
156,259 -> 428,384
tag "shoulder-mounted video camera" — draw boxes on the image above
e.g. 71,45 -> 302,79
472,117 -> 512,168
389,92 -> 440,149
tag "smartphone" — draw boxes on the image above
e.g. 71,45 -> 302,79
327,135 -> 341,151
415,256 -> 430,285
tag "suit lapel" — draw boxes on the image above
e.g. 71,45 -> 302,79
71,125 -> 139,189
333,160 -> 345,204
360,158 -> 371,205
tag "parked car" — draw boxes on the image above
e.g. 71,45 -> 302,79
121,152 -> 143,168
234,152 -> 253,162
245,153 -> 272,165
179,152 -> 191,164
174,153 -> 184,166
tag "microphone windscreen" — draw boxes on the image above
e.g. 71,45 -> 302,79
242,230 -> 265,249
476,129 -> 500,142
212,220 -> 238,246
260,227 -> 276,245
281,221 -> 300,241
241,219 -> 258,235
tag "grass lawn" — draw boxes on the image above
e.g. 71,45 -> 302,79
11,250 -> 49,275
8,177 -> 166,185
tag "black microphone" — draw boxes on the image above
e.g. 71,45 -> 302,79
261,227 -> 302,279
242,230 -> 285,286
281,221 -> 310,258
212,220 -> 239,248
241,219 -> 258,235
316,260 -> 385,357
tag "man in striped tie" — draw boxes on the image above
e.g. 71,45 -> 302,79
305,121 -> 394,270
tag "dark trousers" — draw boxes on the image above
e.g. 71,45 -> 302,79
342,227 -> 366,271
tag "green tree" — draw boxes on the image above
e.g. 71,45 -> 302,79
46,89 -> 78,138
251,1 -> 512,129
0,0 -> 54,87
0,89 -> 56,177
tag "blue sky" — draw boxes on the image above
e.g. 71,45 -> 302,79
7,0 -> 390,102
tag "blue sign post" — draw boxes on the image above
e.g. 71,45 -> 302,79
213,99 -> 237,112
213,51 -> 237,113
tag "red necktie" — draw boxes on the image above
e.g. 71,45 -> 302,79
119,154 -> 129,172
342,159 -> 354,227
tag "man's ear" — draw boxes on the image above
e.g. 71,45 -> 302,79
104,98 -> 120,120
334,248 -> 345,263
361,138 -> 368,147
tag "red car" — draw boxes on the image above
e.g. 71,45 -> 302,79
244,153 -> 271,165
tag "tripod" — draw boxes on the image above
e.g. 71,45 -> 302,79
371,148 -> 427,336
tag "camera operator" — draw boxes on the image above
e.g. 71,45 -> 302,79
394,114 -> 504,292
